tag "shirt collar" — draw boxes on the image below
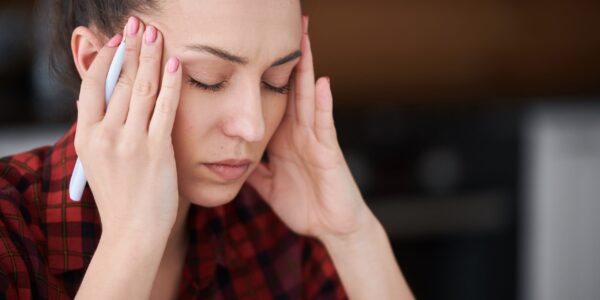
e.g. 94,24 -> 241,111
41,122 -> 225,288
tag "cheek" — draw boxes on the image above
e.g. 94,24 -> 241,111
171,93 -> 213,159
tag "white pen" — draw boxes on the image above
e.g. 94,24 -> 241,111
69,38 -> 127,201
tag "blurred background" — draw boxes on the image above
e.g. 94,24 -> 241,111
2,0 -> 600,299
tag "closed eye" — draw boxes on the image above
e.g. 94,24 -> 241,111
187,77 -> 290,95
187,78 -> 226,92
264,82 -> 291,94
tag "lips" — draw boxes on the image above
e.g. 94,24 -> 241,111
203,159 -> 252,181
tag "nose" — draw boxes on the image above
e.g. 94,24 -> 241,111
221,82 -> 265,143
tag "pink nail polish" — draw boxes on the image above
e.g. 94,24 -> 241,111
127,16 -> 139,36
167,57 -> 179,73
145,25 -> 157,44
106,34 -> 122,47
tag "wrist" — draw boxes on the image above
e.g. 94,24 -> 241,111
80,221 -> 170,300
319,207 -> 383,251
316,209 -> 414,300
102,215 -> 174,238
101,222 -> 171,247
96,227 -> 170,269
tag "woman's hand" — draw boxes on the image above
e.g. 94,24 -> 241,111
246,17 -> 371,242
74,18 -> 182,237
75,18 -> 186,300
248,17 -> 415,300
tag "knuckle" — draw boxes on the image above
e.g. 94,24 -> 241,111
133,80 -> 156,98
124,43 -> 139,57
116,73 -> 134,89
115,139 -> 141,157
162,81 -> 178,92
139,53 -> 157,64
80,76 -> 101,93
92,127 -> 116,153
155,98 -> 175,114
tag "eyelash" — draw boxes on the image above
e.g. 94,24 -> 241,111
187,78 -> 291,95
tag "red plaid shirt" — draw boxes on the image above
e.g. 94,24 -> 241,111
0,123 -> 347,299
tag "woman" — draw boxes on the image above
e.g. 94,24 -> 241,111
0,0 -> 413,299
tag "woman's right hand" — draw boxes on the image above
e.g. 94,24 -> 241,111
74,17 -> 182,237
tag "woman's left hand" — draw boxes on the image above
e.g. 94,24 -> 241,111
247,16 -> 372,241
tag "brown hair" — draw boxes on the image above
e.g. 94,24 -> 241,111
49,0 -> 159,97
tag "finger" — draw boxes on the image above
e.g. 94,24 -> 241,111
148,57 -> 182,139
284,72 -> 297,119
294,16 -> 316,127
246,162 -> 274,202
77,34 -> 122,129
314,77 -> 338,147
126,25 -> 163,132
104,16 -> 145,127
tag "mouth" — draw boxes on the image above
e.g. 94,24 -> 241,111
202,159 -> 252,181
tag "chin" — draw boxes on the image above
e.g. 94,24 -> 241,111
180,179 -> 246,207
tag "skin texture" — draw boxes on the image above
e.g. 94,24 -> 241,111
155,0 -> 303,207
70,0 -> 414,299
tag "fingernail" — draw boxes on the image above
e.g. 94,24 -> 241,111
145,25 -> 157,44
302,15 -> 309,34
325,76 -> 331,85
106,34 -> 122,47
127,16 -> 139,36
167,57 -> 179,73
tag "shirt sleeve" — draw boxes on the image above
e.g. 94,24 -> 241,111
0,183 -> 35,299
302,237 -> 347,300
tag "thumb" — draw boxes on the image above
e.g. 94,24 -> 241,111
246,162 -> 273,202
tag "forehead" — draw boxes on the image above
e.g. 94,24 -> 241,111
151,0 -> 302,64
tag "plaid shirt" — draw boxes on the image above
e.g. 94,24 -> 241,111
0,123 -> 347,299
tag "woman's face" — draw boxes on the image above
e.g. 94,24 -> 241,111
140,0 -> 302,206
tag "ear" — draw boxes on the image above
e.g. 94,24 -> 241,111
71,26 -> 106,80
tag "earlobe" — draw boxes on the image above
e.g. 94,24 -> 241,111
71,26 -> 105,80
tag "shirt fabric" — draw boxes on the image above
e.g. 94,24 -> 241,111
0,122 -> 347,299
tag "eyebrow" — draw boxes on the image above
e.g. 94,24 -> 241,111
184,43 -> 302,67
